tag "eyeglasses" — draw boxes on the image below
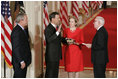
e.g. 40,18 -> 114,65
93,20 -> 98,23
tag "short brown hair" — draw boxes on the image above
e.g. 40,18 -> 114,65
49,12 -> 59,21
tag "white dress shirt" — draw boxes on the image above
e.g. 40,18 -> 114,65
97,25 -> 103,31
51,23 -> 59,36
17,23 -> 25,64
18,24 -> 24,30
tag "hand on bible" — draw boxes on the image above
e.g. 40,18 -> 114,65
66,38 -> 75,45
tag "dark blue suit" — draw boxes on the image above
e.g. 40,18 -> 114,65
11,24 -> 31,78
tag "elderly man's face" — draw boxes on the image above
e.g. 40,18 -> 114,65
93,18 -> 100,29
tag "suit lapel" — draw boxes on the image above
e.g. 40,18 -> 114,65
97,26 -> 104,33
92,26 -> 104,47
17,25 -> 29,41
49,23 -> 56,34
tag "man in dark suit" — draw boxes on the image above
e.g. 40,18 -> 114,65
11,13 -> 31,78
85,16 -> 109,78
44,12 -> 67,78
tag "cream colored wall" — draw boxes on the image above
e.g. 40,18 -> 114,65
24,1 -> 43,78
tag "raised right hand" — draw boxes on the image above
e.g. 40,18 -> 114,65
57,24 -> 62,33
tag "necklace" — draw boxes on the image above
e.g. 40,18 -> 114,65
70,27 -> 76,32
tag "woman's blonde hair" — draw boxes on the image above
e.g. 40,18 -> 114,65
68,15 -> 78,26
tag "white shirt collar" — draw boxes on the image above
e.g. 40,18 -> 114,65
18,23 -> 24,30
97,25 -> 103,31
51,23 -> 56,29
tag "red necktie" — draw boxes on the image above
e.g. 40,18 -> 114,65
56,27 -> 58,31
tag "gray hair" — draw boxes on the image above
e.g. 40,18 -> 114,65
15,13 -> 26,23
96,16 -> 105,26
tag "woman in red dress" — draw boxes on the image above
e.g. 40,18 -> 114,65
63,16 -> 84,78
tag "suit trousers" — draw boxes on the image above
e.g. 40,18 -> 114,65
93,64 -> 106,78
45,61 -> 59,78
13,64 -> 27,78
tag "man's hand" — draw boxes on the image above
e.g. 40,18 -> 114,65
73,42 -> 79,45
21,62 -> 26,69
82,43 -> 92,48
57,24 -> 62,33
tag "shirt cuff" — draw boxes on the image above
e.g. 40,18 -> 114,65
20,61 -> 24,64
56,31 -> 59,36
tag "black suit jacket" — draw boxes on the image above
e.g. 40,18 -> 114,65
91,26 -> 109,64
45,23 -> 67,62
11,24 -> 31,67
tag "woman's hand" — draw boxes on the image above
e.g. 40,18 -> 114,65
66,38 -> 75,45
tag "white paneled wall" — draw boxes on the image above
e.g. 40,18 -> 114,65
24,1 -> 43,77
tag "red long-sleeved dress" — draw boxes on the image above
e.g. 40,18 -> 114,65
63,27 -> 84,72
